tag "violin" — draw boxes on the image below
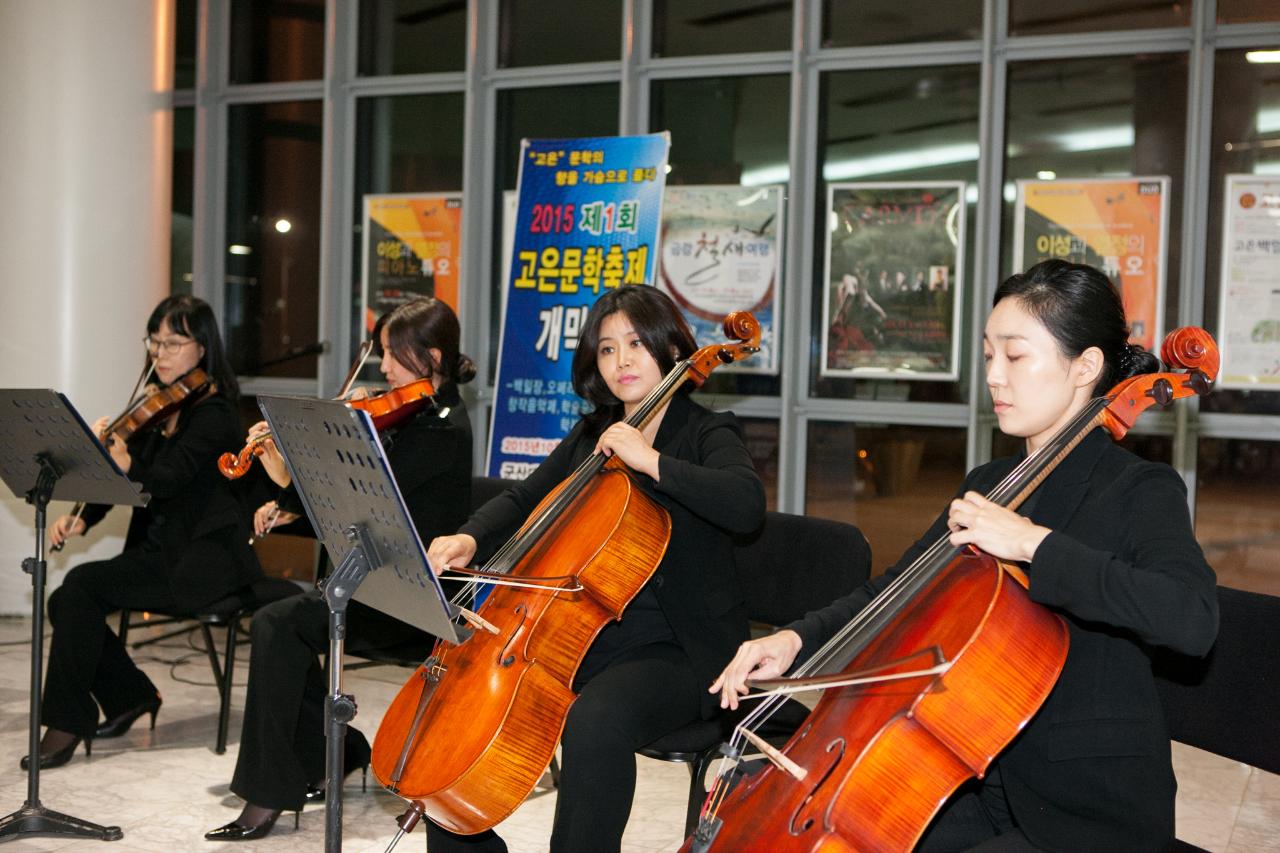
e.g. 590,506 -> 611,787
104,367 -> 212,443
369,312 -> 762,835
217,376 -> 438,478
683,328 -> 1219,853
218,341 -> 371,479
51,367 -> 212,552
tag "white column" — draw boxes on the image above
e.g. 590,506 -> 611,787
0,0 -> 174,613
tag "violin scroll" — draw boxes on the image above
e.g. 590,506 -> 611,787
217,433 -> 271,479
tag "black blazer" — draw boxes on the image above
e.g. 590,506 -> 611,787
80,392 -> 262,612
461,391 -> 766,718
788,428 -> 1218,852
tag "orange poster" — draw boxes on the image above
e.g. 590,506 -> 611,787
362,193 -> 462,334
1014,178 -> 1168,351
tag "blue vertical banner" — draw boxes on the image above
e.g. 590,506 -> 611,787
487,134 -> 670,478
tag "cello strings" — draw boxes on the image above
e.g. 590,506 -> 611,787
479,358 -> 694,577
711,398 -> 1111,783
440,358 -> 700,625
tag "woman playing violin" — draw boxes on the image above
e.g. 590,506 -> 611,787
713,260 -> 1218,852
206,296 -> 476,841
31,295 -> 260,769
424,285 -> 765,853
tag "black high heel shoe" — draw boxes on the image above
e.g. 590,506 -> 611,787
203,809 -> 299,841
19,733 -> 91,770
95,694 -> 161,739
303,762 -> 369,803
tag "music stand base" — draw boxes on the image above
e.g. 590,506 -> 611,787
0,801 -> 123,842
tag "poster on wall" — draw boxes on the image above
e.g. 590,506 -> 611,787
1217,175 -> 1280,389
822,182 -> 965,380
487,134 -> 670,479
361,193 -> 463,336
1014,177 -> 1168,352
657,185 -> 784,374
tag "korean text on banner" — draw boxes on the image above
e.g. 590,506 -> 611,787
487,134 -> 670,479
361,193 -> 463,335
1014,177 -> 1169,352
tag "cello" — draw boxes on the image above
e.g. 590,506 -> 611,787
370,311 -> 761,835
683,327 -> 1219,853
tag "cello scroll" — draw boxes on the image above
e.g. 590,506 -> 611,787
1101,327 -> 1219,440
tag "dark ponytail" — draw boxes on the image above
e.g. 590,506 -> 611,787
379,297 -> 474,387
994,259 -> 1159,394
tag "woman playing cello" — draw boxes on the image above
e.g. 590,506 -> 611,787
713,260 -> 1218,852
206,297 -> 476,841
32,295 -> 260,769
424,285 -> 765,852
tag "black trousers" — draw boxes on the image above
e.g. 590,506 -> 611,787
425,641 -> 703,853
229,588 -> 429,811
42,549 -> 180,737
917,766 -> 1046,853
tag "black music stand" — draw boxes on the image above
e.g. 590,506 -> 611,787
0,389 -> 149,843
257,395 -> 461,853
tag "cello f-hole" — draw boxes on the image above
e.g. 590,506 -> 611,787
498,604 -> 528,668
788,738 -> 846,838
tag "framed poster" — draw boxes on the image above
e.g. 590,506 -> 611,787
657,185 -> 784,374
1014,177 -> 1169,351
1217,175 -> 1280,389
361,193 -> 463,336
822,182 -> 965,380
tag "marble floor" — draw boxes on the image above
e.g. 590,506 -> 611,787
0,615 -> 1274,853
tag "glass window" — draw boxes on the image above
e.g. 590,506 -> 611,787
653,0 -> 791,58
229,0 -> 325,85
489,84 -> 620,375
735,416 -> 780,509
1009,0 -> 1189,36
1003,54 -> 1188,359
172,107 -> 195,295
357,0 -> 466,76
224,100 -> 324,379
1216,0 -> 1280,24
1201,49 -> 1280,416
807,422 -> 968,576
814,66 -> 982,405
651,74 -> 791,397
1196,437 -> 1280,596
497,0 -> 621,68
823,0 -> 981,48
350,93 -> 466,369
174,0 -> 197,89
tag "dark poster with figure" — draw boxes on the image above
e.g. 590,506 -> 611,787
822,182 -> 965,381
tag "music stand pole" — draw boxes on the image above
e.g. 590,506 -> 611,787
320,524 -> 379,853
0,453 -> 122,842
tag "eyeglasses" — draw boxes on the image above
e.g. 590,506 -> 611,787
143,336 -> 197,355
